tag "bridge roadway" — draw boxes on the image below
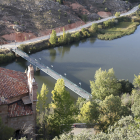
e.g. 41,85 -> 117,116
12,48 -> 91,99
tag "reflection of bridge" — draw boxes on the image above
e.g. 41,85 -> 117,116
12,48 -> 91,100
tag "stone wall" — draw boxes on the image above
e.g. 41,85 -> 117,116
8,115 -> 35,130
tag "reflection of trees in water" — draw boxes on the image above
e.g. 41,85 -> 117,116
15,57 -> 28,70
81,38 -> 87,43
54,37 -> 96,59
89,37 -> 96,44
49,48 -> 56,62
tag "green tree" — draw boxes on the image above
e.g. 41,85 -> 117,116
115,12 -> 120,17
36,83 -> 49,113
48,79 -> 78,136
90,23 -> 98,32
90,68 -> 121,100
36,83 -> 51,140
63,27 -> 66,40
76,97 -> 87,112
49,30 -> 57,45
0,117 -> 14,140
79,100 -> 99,124
131,89 -> 140,119
98,94 -> 130,132
133,73 -> 140,88
118,79 -> 134,95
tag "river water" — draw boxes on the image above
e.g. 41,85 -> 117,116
1,25 -> 140,103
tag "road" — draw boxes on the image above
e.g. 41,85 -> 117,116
1,5 -> 139,50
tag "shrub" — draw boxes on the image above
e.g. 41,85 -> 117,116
98,25 -> 103,29
115,12 -> 120,17
105,8 -> 108,12
68,19 -> 71,23
64,12 -> 67,17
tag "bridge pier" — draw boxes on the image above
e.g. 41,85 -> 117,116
36,67 -> 40,71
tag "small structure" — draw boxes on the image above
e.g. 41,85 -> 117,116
0,65 -> 38,139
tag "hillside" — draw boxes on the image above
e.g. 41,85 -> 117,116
0,0 -> 138,43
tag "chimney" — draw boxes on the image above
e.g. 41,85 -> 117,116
27,65 -> 38,103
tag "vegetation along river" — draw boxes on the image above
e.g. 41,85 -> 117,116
1,25 -> 140,103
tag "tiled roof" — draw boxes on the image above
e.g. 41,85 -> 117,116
0,67 -> 29,99
8,100 -> 33,117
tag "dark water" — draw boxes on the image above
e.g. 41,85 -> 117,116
1,25 -> 140,103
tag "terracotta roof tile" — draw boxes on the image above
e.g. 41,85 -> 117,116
0,67 -> 29,99
8,100 -> 33,117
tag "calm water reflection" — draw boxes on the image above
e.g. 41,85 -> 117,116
1,25 -> 140,103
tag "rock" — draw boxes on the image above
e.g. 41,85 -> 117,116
87,13 -> 100,20
13,25 -> 25,32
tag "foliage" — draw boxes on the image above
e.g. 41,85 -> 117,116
57,0 -> 62,4
63,27 -> 66,40
48,79 -> 78,136
131,89 -> 140,119
98,94 -> 130,132
79,101 -> 100,123
68,19 -> 71,23
82,14 -> 87,22
89,23 -> 98,33
121,93 -> 132,108
90,68 -> 121,100
115,12 -> 120,17
105,8 -> 108,12
118,79 -> 134,95
76,97 -> 87,112
36,83 -> 49,113
0,117 -> 14,140
133,73 -> 140,88
49,30 -> 57,45
53,116 -> 140,140
98,22 -> 139,40
0,52 -> 15,64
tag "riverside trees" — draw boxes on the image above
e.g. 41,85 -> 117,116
90,68 -> 121,100
36,68 -> 140,139
37,79 -> 78,139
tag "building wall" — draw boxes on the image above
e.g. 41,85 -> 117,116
7,115 -> 35,130
0,104 -> 8,125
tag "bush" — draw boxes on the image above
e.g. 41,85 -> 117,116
105,8 -> 108,12
0,52 -> 15,64
98,25 -> 103,29
68,19 -> 71,23
115,12 -> 120,17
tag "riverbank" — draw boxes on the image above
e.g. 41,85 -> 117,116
0,49 -> 15,64
18,12 -> 140,54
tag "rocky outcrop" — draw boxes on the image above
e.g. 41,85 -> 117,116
87,13 -> 100,20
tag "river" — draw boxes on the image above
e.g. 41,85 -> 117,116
1,25 -> 140,103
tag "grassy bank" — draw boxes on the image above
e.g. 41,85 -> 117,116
97,21 -> 139,40
0,49 -> 15,64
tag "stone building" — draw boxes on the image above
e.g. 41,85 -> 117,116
0,65 -> 38,138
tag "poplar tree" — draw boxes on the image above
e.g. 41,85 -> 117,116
63,27 -> 66,40
49,30 -> 57,45
36,83 -> 49,113
48,79 -> 78,136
